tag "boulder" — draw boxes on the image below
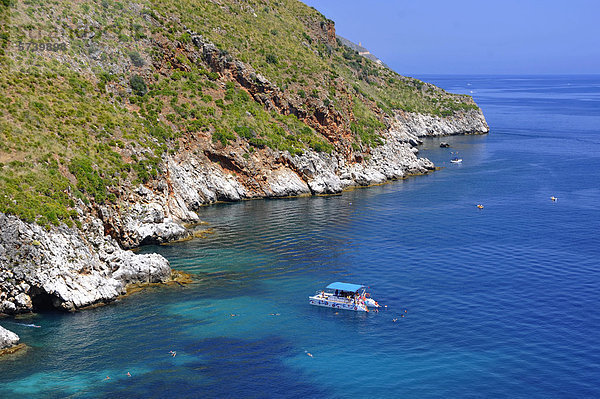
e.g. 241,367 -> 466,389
0,325 -> 19,350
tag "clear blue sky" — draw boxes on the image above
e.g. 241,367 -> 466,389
302,0 -> 600,75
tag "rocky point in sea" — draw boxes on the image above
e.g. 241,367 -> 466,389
0,211 -> 171,315
0,325 -> 20,351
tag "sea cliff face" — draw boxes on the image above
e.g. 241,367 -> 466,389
96,107 -> 488,250
396,109 -> 490,137
0,212 -> 170,315
0,108 -> 487,315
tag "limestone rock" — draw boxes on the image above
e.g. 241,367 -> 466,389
0,325 -> 19,350
396,109 -> 489,137
0,212 -> 171,313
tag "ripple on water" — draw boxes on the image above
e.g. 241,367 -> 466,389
3,76 -> 600,398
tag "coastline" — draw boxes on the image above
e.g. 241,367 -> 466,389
1,73 -> 598,399
0,110 -> 487,315
0,325 -> 21,356
0,110 -> 488,348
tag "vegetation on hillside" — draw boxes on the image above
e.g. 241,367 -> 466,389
0,0 -> 479,227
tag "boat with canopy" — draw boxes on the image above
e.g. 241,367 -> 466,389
309,282 -> 380,312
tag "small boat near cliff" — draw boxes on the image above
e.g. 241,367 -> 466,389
309,282 -> 380,312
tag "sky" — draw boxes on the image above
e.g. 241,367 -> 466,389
302,0 -> 600,75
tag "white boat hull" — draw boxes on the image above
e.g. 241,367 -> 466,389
309,295 -> 368,312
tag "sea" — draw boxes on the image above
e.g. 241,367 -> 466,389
1,75 -> 599,398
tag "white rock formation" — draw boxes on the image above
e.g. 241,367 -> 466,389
0,212 -> 171,314
0,325 -> 20,350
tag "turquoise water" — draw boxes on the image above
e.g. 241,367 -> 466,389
1,75 -> 600,398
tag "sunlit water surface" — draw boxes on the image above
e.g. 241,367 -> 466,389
1,75 -> 599,398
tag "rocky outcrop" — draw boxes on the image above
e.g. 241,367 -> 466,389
0,212 -> 171,314
396,108 -> 490,137
97,184 -> 195,249
91,104 -> 483,251
0,325 -> 19,350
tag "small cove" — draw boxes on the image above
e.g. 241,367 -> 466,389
2,75 -> 599,398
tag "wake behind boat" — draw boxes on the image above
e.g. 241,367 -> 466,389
309,282 -> 380,312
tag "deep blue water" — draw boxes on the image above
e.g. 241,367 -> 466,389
1,75 -> 599,398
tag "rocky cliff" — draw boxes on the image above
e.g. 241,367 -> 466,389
95,107 -> 488,250
0,105 -> 488,314
0,211 -> 170,315
0,0 -> 489,325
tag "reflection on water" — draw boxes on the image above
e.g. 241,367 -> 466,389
2,76 -> 600,398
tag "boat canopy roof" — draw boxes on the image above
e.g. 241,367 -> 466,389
326,282 -> 365,292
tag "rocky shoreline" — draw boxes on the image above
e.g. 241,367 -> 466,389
0,107 -> 488,349
0,0 -> 493,354
97,107 -> 489,250
0,212 -> 171,315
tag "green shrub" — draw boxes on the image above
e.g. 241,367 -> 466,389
130,74 -> 147,96
212,128 -> 235,146
265,53 -> 278,64
234,126 -> 255,139
129,51 -> 145,67
69,158 -> 108,203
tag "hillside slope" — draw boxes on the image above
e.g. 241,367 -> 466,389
0,0 -> 488,315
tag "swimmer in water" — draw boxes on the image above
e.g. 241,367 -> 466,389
15,323 -> 41,328
104,376 -> 110,381
307,352 -> 313,357
127,372 -> 131,377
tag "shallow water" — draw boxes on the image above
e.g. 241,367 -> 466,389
1,75 -> 599,398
